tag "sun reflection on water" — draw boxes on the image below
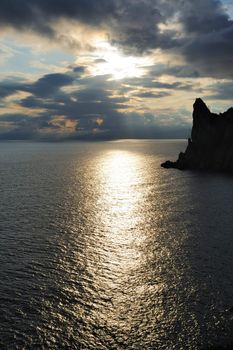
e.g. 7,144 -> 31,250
3,142 -> 232,349
99,150 -> 143,213
96,150 -> 145,267
86,150 -> 149,331
68,146 -> 208,349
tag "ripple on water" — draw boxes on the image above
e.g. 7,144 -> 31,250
0,141 -> 233,349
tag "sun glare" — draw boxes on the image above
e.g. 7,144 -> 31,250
91,40 -> 152,80
96,150 -> 144,265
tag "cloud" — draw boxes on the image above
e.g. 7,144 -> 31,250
182,25 -> 233,78
178,0 -> 230,34
0,0 -> 232,79
135,91 -> 171,98
0,82 -> 21,98
0,0 -> 233,140
0,69 -> 192,140
172,0 -> 233,78
0,73 -> 75,100
0,0 -> 178,54
28,73 -> 75,97
124,77 -> 193,90
147,64 -> 200,78
206,81 -> 233,100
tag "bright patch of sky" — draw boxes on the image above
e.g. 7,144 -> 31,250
222,0 -> 233,18
0,36 -> 74,77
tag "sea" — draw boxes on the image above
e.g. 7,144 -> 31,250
1,140 -> 233,350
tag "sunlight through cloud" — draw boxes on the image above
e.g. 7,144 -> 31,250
90,41 -> 152,80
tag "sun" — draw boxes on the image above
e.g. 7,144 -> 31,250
91,40 -> 152,80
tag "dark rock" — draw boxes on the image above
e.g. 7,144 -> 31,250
161,160 -> 177,168
161,98 -> 233,172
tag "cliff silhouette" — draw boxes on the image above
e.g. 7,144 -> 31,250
161,98 -> 233,172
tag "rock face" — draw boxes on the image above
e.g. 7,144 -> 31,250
161,98 -> 233,172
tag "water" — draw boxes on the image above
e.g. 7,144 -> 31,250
1,140 -> 233,350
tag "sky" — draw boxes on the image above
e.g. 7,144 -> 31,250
0,0 -> 233,140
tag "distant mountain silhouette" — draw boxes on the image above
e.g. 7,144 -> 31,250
161,98 -> 233,172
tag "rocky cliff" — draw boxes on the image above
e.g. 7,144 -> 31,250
161,98 -> 233,172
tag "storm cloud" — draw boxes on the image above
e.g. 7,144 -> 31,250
0,0 -> 232,73
0,68 -> 193,140
0,0 -> 233,140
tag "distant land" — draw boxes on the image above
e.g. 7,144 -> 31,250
161,98 -> 233,172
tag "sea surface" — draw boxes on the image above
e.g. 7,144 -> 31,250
1,140 -> 233,350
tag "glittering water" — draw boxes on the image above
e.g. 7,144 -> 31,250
1,140 -> 233,349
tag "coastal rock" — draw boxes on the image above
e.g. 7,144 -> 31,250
161,98 -> 233,172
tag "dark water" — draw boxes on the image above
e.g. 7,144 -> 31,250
1,140 -> 233,349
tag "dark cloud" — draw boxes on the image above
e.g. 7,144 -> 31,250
0,85 -> 18,98
178,0 -> 231,34
0,113 -> 30,122
150,81 -> 193,90
0,0 -> 232,78
0,0 -> 116,35
4,72 -> 130,134
0,73 -> 75,101
135,91 -> 170,98
0,80 -> 23,98
72,66 -> 86,74
19,96 -> 46,109
147,64 -> 200,78
172,0 -> 233,78
124,77 -> 193,91
0,0 -> 179,53
0,70 -> 191,140
207,81 -> 233,100
1,0 -> 233,139
0,112 -> 56,140
28,73 -> 74,97
182,25 -> 233,78
94,59 -> 107,64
